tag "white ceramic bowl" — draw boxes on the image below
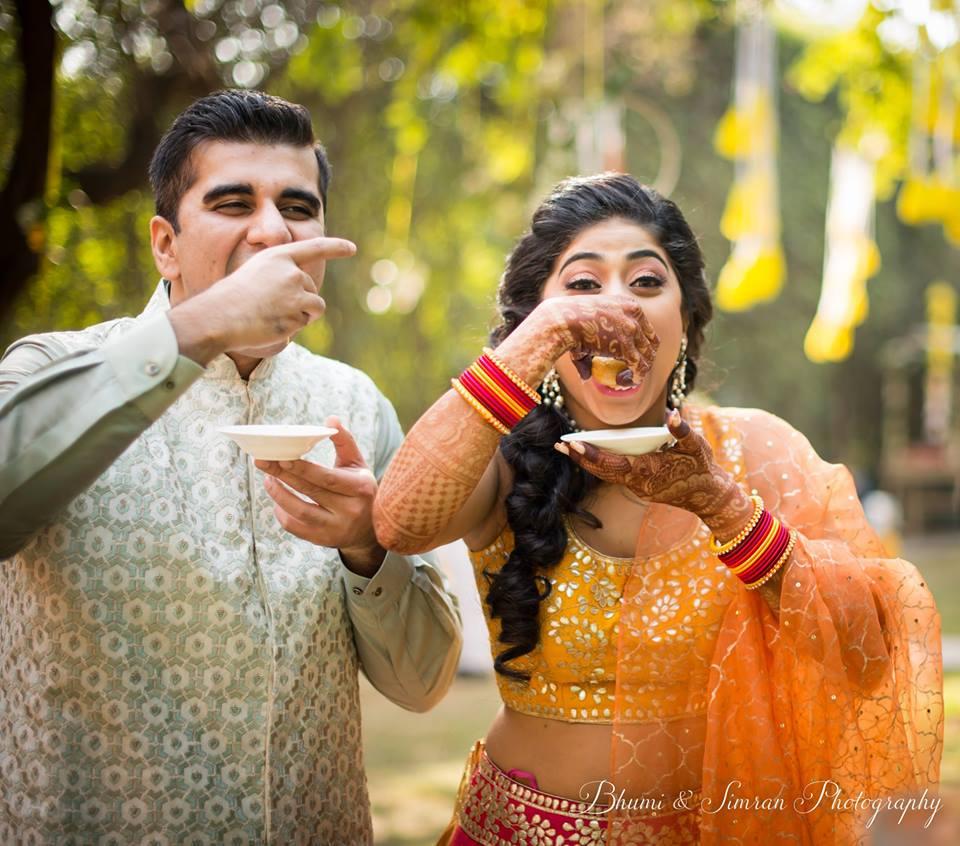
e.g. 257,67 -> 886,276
561,426 -> 673,456
218,425 -> 337,461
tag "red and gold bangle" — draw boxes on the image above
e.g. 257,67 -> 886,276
710,494 -> 796,587
451,379 -> 510,434
735,519 -> 790,582
452,351 -> 540,434
708,495 -> 764,556
480,353 -> 540,410
464,363 -> 529,420
745,529 -> 797,590
720,509 -> 773,567
723,511 -> 778,575
723,511 -> 780,570
740,522 -> 793,584
482,348 -> 541,402
461,359 -> 537,428
458,369 -> 524,423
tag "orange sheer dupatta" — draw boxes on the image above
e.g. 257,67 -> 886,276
609,407 -> 943,845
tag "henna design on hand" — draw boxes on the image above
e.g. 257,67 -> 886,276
560,410 -> 753,537
533,295 -> 660,385
375,296 -> 667,555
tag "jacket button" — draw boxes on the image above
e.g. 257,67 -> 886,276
352,587 -> 362,596
373,587 -> 383,597
145,362 -> 161,377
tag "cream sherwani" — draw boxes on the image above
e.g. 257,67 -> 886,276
0,283 -> 462,844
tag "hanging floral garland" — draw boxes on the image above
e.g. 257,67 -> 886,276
713,0 -> 785,312
896,33 -> 960,246
804,145 -> 881,362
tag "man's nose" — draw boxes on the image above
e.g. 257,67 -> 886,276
246,204 -> 293,247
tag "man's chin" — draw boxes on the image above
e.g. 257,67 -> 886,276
229,340 -> 291,361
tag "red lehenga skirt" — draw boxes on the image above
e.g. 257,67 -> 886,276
436,740 -> 701,845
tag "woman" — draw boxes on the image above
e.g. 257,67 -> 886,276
373,174 -> 942,845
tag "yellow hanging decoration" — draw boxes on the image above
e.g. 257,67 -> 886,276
923,281 -> 957,445
716,241 -> 785,312
804,146 -> 880,363
714,2 -> 784,312
896,174 -> 955,225
945,213 -> 960,246
574,0 -> 627,175
936,47 -> 960,244
719,166 -> 779,242
713,95 -> 772,161
897,36 -> 960,240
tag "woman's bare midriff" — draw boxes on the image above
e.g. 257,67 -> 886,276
483,706 -> 617,800
483,705 -> 705,803
473,488 -> 700,802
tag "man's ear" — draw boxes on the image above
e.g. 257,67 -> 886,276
150,215 -> 180,284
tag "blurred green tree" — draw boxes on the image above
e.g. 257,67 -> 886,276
1,0 -> 353,317
1,0 -> 956,478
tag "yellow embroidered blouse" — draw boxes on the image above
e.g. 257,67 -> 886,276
468,404 -> 941,844
469,511 -> 737,724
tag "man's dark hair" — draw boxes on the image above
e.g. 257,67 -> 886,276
148,89 -> 331,230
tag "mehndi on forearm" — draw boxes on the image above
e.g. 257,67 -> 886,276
374,391 -> 502,554
757,563 -> 787,615
375,297 -> 664,553
374,315 -> 567,555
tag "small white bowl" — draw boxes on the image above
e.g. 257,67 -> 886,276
218,425 -> 337,461
561,426 -> 673,456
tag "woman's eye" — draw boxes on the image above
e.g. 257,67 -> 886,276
566,277 -> 600,290
632,275 -> 665,288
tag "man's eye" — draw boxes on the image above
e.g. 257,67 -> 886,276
282,206 -> 314,218
215,202 -> 249,213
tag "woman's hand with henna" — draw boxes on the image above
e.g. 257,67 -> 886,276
499,295 -> 660,389
556,410 -> 755,542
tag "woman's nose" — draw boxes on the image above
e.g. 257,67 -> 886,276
605,277 -> 632,297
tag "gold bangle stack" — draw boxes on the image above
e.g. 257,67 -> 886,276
450,378 -> 510,435
482,347 -> 541,403
727,514 -> 783,576
745,529 -> 797,590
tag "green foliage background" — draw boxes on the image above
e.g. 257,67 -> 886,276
1,0 -> 956,481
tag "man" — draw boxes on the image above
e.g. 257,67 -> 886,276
0,89 -> 462,844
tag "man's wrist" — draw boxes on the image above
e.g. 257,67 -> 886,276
168,295 -> 231,366
340,542 -> 387,578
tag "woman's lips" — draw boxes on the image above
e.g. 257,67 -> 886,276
591,377 -> 642,397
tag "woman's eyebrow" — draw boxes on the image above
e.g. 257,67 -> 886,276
558,248 -> 668,273
626,249 -> 669,270
558,251 -> 602,273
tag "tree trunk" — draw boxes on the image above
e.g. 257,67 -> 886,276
0,0 -> 56,324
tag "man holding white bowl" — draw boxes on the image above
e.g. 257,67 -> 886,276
0,89 -> 462,845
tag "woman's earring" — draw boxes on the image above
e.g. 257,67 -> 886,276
541,368 -> 582,433
541,368 -> 564,408
669,336 -> 688,409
